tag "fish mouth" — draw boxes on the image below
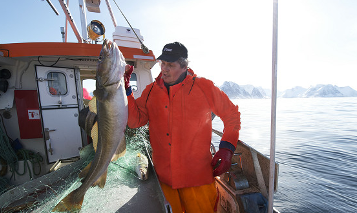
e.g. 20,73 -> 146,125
96,39 -> 122,88
103,39 -> 113,53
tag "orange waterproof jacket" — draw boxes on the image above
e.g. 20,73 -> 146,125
127,69 -> 240,189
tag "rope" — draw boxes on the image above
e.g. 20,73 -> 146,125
111,0 -> 150,54
12,150 -> 43,180
0,117 -> 43,181
0,177 -> 10,195
0,118 -> 18,175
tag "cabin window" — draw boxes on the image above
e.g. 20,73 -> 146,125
130,73 -> 138,92
47,72 -> 67,96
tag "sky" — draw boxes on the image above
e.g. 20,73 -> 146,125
1,0 -> 357,91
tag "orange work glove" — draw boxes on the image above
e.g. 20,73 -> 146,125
211,148 -> 233,176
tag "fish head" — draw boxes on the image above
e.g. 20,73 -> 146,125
135,153 -> 149,180
96,39 -> 126,89
136,166 -> 149,180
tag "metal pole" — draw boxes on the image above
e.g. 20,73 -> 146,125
78,0 -> 88,40
58,0 -> 83,43
105,0 -> 118,27
65,0 -> 69,42
268,0 -> 278,213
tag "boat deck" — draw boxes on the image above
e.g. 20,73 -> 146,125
0,144 -> 167,213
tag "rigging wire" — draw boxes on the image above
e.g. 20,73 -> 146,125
111,0 -> 150,54
45,0 -> 60,15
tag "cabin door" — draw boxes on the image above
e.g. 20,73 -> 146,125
35,66 -> 82,163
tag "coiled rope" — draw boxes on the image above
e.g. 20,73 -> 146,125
11,149 -> 43,180
0,176 -> 10,195
0,117 -> 43,181
0,118 -> 18,177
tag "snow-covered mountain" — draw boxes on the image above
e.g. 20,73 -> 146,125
281,86 -> 307,98
336,86 -> 357,97
220,82 -> 357,99
220,81 -> 267,99
282,84 -> 357,98
303,84 -> 343,97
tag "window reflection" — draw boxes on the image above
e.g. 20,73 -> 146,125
47,72 -> 67,95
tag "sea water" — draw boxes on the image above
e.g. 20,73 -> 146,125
212,97 -> 357,213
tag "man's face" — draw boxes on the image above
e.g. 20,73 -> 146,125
160,60 -> 186,85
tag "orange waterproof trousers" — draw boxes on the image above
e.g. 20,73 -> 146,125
160,181 -> 218,213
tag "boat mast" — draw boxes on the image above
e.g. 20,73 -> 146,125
78,0 -> 88,40
105,0 -> 118,27
64,0 -> 69,42
58,0 -> 83,43
268,0 -> 278,213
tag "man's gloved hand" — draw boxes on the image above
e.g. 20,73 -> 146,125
211,148 -> 233,176
124,65 -> 134,89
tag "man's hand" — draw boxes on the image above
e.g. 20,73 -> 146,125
211,148 -> 233,176
124,65 -> 134,89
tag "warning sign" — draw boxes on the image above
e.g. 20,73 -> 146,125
28,110 -> 40,120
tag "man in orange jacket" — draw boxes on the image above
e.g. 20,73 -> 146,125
124,42 -> 241,213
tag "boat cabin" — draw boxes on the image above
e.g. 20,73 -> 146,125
0,26 -> 156,184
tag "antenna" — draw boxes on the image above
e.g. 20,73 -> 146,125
60,27 -> 65,42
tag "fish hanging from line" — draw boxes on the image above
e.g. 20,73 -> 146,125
53,39 -> 128,212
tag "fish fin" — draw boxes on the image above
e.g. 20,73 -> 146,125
88,96 -> 98,152
93,88 -> 108,101
52,190 -> 84,212
111,136 -> 126,162
88,96 -> 97,114
79,162 -> 92,179
90,122 -> 98,152
93,169 -> 108,188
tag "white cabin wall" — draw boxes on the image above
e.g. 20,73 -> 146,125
0,59 -> 49,182
15,60 -> 38,89
132,60 -> 155,99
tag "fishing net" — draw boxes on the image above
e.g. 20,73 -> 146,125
0,126 -> 155,213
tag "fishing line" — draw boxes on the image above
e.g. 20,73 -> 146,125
111,0 -> 150,54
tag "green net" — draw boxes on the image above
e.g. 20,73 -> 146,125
0,126 -> 156,213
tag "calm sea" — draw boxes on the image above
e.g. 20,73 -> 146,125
212,97 -> 357,213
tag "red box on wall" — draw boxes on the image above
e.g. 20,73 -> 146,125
14,90 -> 43,139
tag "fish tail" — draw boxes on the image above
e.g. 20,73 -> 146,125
79,162 -> 92,179
93,169 -> 108,188
52,190 -> 84,212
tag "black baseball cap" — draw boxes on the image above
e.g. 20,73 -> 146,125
157,42 -> 188,62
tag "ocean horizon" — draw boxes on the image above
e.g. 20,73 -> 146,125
212,97 -> 357,213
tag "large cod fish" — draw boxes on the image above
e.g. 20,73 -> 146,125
53,39 -> 128,212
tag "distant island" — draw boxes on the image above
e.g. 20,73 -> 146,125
220,81 -> 357,99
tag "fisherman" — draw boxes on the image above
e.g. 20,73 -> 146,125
124,42 -> 241,213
